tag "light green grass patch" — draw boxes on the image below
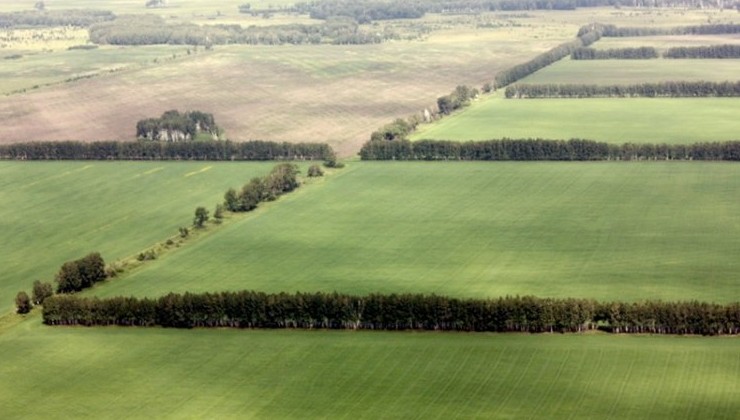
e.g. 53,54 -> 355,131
593,34 -> 740,51
0,318 -> 738,419
410,93 -> 740,143
521,58 -> 740,85
95,162 -> 740,303
0,161 -> 282,314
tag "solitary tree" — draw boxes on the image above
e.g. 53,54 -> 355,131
15,291 -> 32,314
32,280 -> 53,305
307,164 -> 324,177
193,207 -> 209,228
214,204 -> 224,219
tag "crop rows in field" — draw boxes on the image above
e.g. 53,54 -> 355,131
93,162 -> 740,304
1,322 -> 737,419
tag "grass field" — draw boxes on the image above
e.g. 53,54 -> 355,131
92,162 -> 740,304
520,58 -> 740,85
0,161 -> 282,314
1,317 -> 738,419
409,93 -> 740,142
592,34 -> 740,51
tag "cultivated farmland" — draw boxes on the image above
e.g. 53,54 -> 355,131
1,319 -> 738,419
409,93 -> 740,142
94,162 -> 740,304
0,161 -> 282,314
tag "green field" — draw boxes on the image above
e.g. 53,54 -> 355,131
520,58 -> 740,85
92,162 -> 740,304
0,161 -> 282,314
1,318 -> 738,419
592,34 -> 740,51
409,93 -> 740,143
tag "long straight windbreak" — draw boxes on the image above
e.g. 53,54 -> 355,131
43,292 -> 740,336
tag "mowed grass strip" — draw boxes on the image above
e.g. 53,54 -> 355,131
95,162 -> 740,303
409,93 -> 740,143
0,161 -> 280,314
521,58 -> 740,84
0,320 -> 737,419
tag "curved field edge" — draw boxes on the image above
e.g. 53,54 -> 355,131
93,161 -> 740,303
409,93 -> 740,143
1,319 -> 738,419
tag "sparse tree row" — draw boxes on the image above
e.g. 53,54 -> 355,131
89,15 -> 389,46
0,10 -> 114,28
0,141 -> 334,161
571,46 -> 658,60
223,163 -> 301,213
42,292 -> 740,336
505,81 -> 740,98
359,139 -> 740,161
598,23 -> 740,37
664,44 -> 740,59
493,25 -> 601,88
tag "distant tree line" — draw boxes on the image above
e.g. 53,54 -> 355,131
493,25 -> 601,88
571,46 -> 658,60
223,163 -> 300,213
0,141 -> 334,161
359,139 -> 740,161
664,44 -> 740,59
89,15 -> 389,46
136,110 -> 220,141
41,291 -> 740,335
599,23 -> 740,37
505,81 -> 740,98
284,0 -> 736,23
0,9 -> 114,28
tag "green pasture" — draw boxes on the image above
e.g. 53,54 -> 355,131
94,162 -> 740,303
520,58 -> 740,85
1,318 -> 737,419
593,34 -> 740,51
410,93 -> 740,143
0,161 -> 282,314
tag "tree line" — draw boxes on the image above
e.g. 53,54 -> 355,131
136,110 -> 220,141
571,46 -> 658,60
505,81 -> 740,98
0,140 -> 334,161
89,14 -> 389,46
0,9 -> 114,28
41,291 -> 740,336
493,25 -> 601,88
359,139 -> 740,161
599,23 -> 740,37
664,44 -> 740,59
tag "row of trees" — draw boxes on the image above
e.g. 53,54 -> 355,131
89,15 -> 390,46
599,23 -> 740,37
505,81 -> 740,98
223,163 -> 301,213
41,291 -> 740,335
0,140 -> 334,161
493,25 -> 601,88
0,9 -> 114,28
136,110 -> 220,141
664,44 -> 740,59
571,46 -> 658,59
359,139 -> 740,161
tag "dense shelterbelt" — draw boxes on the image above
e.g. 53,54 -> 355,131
43,291 -> 740,335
